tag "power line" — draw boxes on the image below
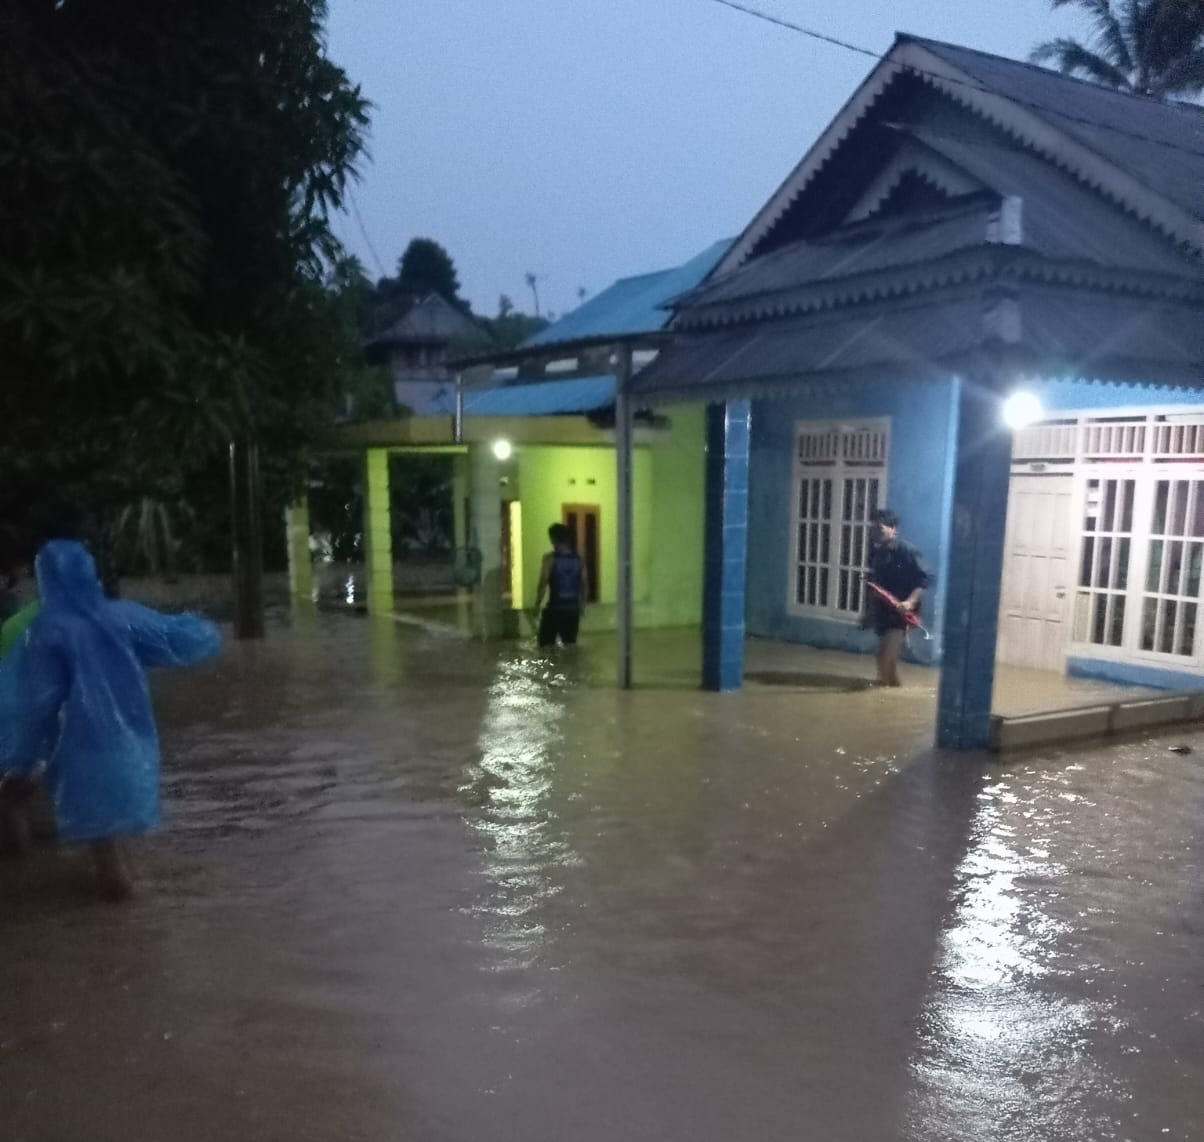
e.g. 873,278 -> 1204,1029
707,0 -> 1204,162
348,188 -> 388,279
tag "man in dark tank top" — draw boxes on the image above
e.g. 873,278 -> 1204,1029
535,523 -> 588,648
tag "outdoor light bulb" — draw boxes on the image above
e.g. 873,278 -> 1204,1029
1002,391 -> 1043,431
492,439 -> 513,461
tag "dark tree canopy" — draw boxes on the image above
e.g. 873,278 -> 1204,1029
1032,0 -> 1204,99
397,238 -> 464,305
0,0 -> 370,565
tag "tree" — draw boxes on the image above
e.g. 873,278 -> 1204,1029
487,295 -> 548,350
397,238 -> 464,305
0,1 -> 369,568
1031,0 -> 1204,99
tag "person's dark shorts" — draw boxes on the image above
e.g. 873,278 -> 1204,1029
871,598 -> 914,635
538,605 -> 580,647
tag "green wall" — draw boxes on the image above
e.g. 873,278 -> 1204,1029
515,405 -> 704,631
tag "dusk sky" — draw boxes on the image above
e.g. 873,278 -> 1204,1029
326,0 -> 1081,319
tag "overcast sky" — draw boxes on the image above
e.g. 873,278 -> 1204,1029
326,0 -> 1080,318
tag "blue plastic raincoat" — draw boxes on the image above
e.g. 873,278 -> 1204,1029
0,541 -> 221,843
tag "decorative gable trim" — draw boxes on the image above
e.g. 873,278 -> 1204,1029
845,141 -> 985,222
895,42 -> 1204,253
712,39 -> 1204,285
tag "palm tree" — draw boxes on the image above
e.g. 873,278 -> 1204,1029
1031,0 -> 1204,99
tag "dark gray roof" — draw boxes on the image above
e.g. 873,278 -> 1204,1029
912,129 -> 1201,278
369,293 -> 491,348
682,202 -> 1000,311
632,287 -> 1204,400
908,36 -> 1204,223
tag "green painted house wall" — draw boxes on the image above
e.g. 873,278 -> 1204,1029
515,406 -> 704,631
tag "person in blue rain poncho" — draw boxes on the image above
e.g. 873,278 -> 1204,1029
0,540 -> 221,899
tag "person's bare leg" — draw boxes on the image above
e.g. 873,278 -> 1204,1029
0,777 -> 37,858
878,629 -> 905,687
90,838 -> 134,901
0,801 -> 32,858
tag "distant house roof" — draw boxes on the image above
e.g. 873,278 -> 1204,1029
423,375 -> 616,416
366,292 -> 492,349
522,239 -> 733,348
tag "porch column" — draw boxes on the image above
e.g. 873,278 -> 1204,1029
701,399 -> 751,691
452,452 -> 470,549
614,346 -> 635,688
936,375 -> 1013,749
469,444 -> 505,638
284,493 -> 314,606
363,448 -> 393,615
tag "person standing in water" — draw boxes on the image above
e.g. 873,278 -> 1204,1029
0,539 -> 221,899
866,508 -> 929,688
534,523 -> 588,649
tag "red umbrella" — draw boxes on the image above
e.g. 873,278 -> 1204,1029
866,581 -> 932,640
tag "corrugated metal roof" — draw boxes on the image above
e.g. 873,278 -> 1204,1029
910,36 -> 1204,223
912,129 -> 1202,277
367,293 -> 491,347
682,204 -> 999,309
523,239 -> 732,347
420,375 -> 616,416
1018,292 -> 1204,373
631,288 -> 1204,400
632,295 -> 986,396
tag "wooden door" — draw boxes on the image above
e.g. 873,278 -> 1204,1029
561,503 -> 600,603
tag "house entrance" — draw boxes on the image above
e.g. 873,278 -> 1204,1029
997,473 -> 1073,671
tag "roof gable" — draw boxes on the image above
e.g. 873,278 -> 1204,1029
912,36 -> 1204,223
711,35 -> 1204,281
373,293 -> 489,346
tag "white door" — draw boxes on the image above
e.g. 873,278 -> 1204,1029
997,474 -> 1073,671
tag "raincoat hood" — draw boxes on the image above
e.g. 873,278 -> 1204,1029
35,540 -> 106,615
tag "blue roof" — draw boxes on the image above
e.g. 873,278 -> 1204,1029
523,239 -> 733,347
422,375 -> 616,416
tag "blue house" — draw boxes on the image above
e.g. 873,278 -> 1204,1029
628,34 -> 1204,747
331,34 -> 1203,752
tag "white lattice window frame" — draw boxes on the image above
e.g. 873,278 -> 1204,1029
1022,405 -> 1204,672
788,418 -> 889,622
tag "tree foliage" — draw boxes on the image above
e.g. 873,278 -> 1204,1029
397,238 -> 464,305
0,0 -> 370,566
1032,0 -> 1204,98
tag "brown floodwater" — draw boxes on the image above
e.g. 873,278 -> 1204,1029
1,614 -> 1201,1141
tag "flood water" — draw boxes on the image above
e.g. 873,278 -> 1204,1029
2,615 -> 1201,1141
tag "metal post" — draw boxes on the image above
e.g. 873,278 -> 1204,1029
614,345 -> 634,689
230,438 -> 265,639
453,371 -> 465,444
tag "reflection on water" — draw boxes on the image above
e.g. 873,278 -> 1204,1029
909,775 -> 1117,1141
462,655 -> 577,984
908,750 -> 1203,1142
1,617 -> 1202,1142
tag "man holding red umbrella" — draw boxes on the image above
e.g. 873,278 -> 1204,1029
865,508 -> 929,688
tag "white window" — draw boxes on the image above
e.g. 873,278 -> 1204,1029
1073,476 -> 1135,650
1139,478 -> 1204,658
1040,411 -> 1204,671
791,420 -> 888,619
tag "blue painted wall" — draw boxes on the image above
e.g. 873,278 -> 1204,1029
746,378 -> 959,666
1067,656 -> 1202,692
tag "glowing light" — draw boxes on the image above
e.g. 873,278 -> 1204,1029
492,439 -> 513,461
1002,391 -> 1044,431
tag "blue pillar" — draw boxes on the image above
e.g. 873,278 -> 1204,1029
936,375 -> 1013,749
702,400 -> 750,691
